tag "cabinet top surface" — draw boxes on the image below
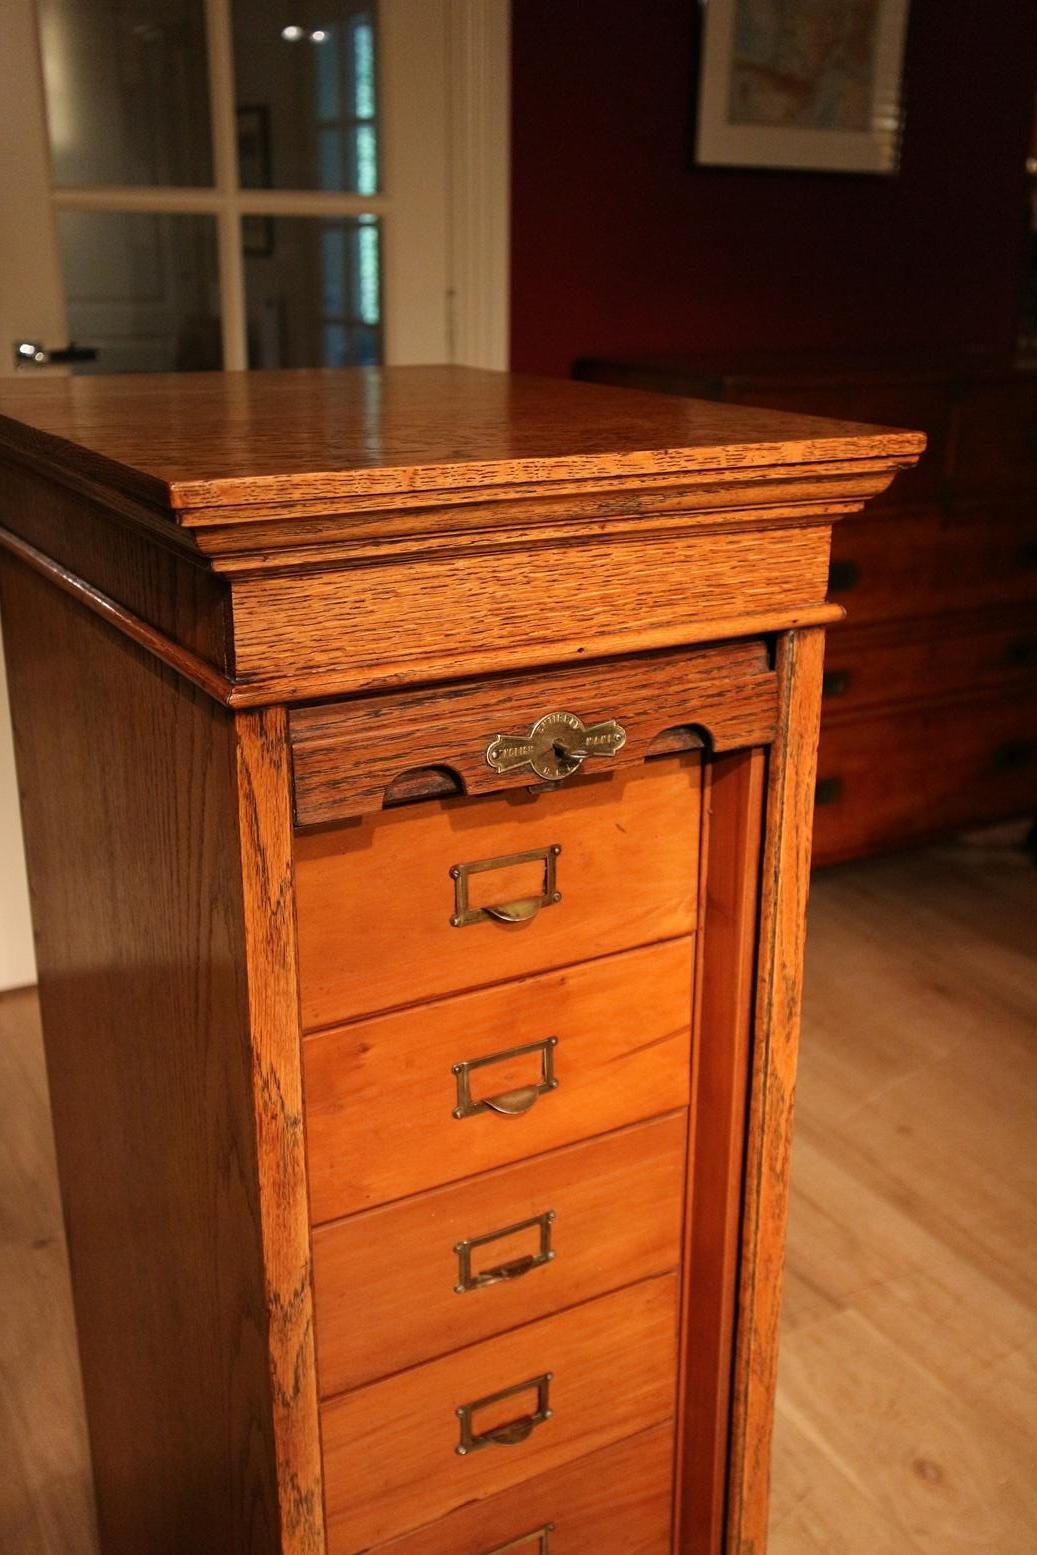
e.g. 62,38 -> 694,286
0,365 -> 923,516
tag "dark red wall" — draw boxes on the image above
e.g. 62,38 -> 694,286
510,0 -> 1036,376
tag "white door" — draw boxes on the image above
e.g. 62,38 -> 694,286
0,0 -> 509,988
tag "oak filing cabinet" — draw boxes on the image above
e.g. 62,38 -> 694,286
0,369 -> 921,1555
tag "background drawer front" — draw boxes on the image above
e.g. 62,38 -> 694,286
826,512 -> 941,622
813,694 -> 1037,865
828,513 -> 1037,625
364,1424 -> 673,1555
313,1112 -> 686,1395
295,757 -> 700,1029
950,379 -> 1037,497
821,614 -> 1037,715
321,1275 -> 678,1553
304,937 -> 692,1220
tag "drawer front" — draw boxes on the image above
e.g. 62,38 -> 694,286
365,1424 -> 673,1555
950,379 -> 1037,497
321,1275 -> 678,1553
293,755 -> 696,1032
821,613 -> 1037,716
313,1113 -> 686,1395
295,755 -> 700,1029
813,693 -> 1037,864
304,936 -> 692,1220
828,512 -> 1037,626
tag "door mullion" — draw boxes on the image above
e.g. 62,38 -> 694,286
205,0 -> 247,370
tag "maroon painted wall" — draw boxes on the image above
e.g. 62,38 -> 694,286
510,0 -> 1036,376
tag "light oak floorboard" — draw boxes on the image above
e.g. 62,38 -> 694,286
771,831 -> 1037,1555
0,985 -> 98,1555
1,833 -> 1034,1553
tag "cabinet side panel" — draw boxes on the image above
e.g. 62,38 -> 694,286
0,558 -> 282,1555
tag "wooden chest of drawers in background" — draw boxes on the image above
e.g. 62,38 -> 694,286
575,352 -> 1037,864
0,369 -> 920,1554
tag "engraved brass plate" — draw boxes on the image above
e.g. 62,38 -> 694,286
456,1372 -> 553,1456
452,1037 -> 559,1121
450,845 -> 561,928
454,1210 -> 556,1293
485,1527 -> 555,1555
486,711 -> 627,782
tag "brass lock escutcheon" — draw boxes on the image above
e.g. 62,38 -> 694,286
452,1037 -> 559,1120
450,845 -> 561,928
454,1210 -> 556,1293
486,710 -> 627,782
484,1527 -> 555,1554
456,1372 -> 553,1456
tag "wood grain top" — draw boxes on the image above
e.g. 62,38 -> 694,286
0,366 -> 924,516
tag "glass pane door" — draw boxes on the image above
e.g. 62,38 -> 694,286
31,0 -> 426,372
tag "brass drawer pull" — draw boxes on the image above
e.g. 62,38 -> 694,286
486,710 -> 626,782
452,1037 -> 559,1120
450,846 -> 562,928
454,1210 -> 556,1293
456,1372 -> 553,1456
485,1527 -> 554,1554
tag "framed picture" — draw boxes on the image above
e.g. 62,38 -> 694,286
694,0 -> 911,174
236,105 -> 275,256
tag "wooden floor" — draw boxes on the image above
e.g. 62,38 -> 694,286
1,836 -> 1035,1554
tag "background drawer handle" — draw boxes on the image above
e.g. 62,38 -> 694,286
485,1527 -> 555,1554
822,668 -> 853,698
991,739 -> 1035,771
828,559 -> 861,593
456,1372 -> 553,1456
451,846 -> 562,928
1016,539 -> 1037,570
1006,638 -> 1037,668
455,1211 -> 556,1293
453,1038 -> 559,1120
815,776 -> 844,806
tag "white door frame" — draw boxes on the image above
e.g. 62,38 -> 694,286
0,0 -> 510,990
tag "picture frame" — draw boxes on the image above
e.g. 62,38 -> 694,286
236,105 -> 275,257
693,0 -> 911,174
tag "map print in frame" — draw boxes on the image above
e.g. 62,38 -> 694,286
695,0 -> 910,172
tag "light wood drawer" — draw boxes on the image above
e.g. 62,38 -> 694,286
295,755 -> 701,1029
313,1112 -> 686,1395
321,1275 -> 678,1553
365,1424 -> 674,1554
304,936 -> 692,1220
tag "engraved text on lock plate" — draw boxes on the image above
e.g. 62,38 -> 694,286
485,712 -> 628,782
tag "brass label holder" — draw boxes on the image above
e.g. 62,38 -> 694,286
454,1210 -> 557,1293
452,1037 -> 559,1120
486,710 -> 627,782
456,1372 -> 553,1456
485,1527 -> 555,1554
450,845 -> 561,928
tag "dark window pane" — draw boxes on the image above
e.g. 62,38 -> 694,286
232,2 -> 380,192
37,0 -> 213,186
56,211 -> 221,373
243,216 -> 383,367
